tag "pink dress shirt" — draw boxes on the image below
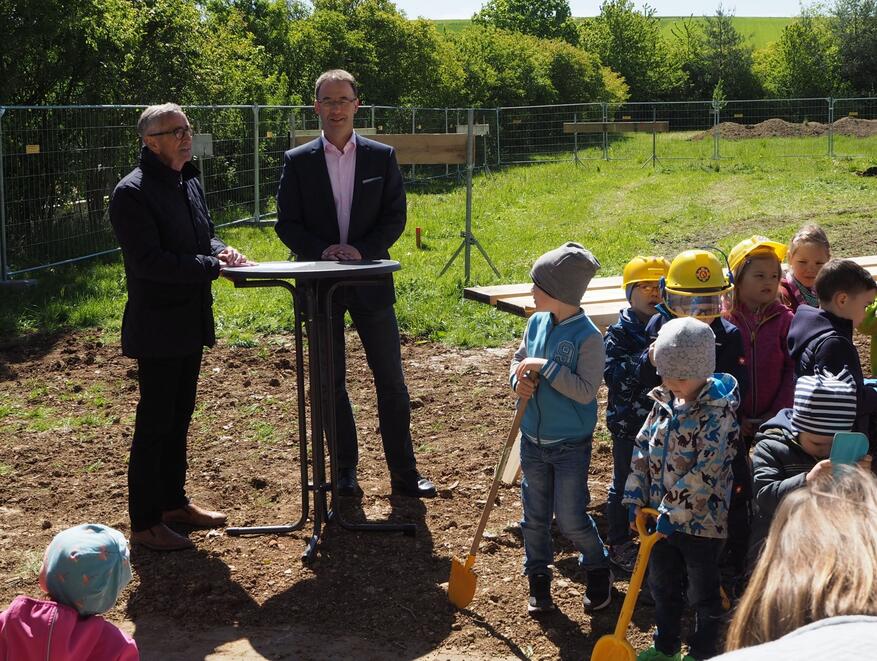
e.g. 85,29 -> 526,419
322,132 -> 357,245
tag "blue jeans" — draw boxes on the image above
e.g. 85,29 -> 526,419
607,433 -> 635,545
520,436 -> 609,576
648,533 -> 724,660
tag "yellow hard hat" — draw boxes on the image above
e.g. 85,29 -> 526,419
622,256 -> 671,289
728,236 -> 787,275
665,249 -> 733,294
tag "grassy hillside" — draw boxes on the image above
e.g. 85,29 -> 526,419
431,16 -> 794,49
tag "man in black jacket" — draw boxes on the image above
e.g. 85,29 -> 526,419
275,69 -> 434,498
110,103 -> 251,551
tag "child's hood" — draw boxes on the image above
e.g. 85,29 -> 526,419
651,372 -> 740,412
755,407 -> 814,453
787,304 -> 848,360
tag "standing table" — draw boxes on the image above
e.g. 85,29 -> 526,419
221,260 -> 416,563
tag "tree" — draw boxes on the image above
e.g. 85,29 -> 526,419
831,0 -> 877,95
700,5 -> 761,98
755,14 -> 842,97
472,0 -> 580,45
579,0 -> 682,100
445,25 -> 625,107
669,5 -> 760,100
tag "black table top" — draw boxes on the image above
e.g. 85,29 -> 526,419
221,259 -> 400,281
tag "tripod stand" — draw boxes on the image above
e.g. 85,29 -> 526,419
439,108 -> 500,285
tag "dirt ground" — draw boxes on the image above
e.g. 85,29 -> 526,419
690,116 -> 877,140
1,328 -> 872,660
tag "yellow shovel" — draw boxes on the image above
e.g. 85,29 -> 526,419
591,507 -> 662,661
447,396 -> 529,609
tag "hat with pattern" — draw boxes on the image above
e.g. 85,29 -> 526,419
654,317 -> 716,380
791,367 -> 858,436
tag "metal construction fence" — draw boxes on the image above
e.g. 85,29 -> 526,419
1,97 -> 876,279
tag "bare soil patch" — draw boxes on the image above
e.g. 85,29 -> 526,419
690,116 -> 877,141
2,329 -> 872,659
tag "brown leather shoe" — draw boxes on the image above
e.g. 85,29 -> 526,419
162,503 -> 227,529
131,523 -> 195,552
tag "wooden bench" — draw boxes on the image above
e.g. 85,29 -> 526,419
465,255 -> 877,333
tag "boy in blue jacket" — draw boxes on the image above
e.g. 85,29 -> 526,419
510,242 -> 611,615
787,258 -> 877,437
604,256 -> 670,571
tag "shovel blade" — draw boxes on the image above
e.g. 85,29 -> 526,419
448,556 -> 477,609
590,634 -> 636,661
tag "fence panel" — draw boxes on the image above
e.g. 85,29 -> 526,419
497,103 -> 604,165
2,98 -> 875,279
0,106 -> 142,275
831,98 -> 877,160
716,98 -> 831,161
604,101 -> 715,164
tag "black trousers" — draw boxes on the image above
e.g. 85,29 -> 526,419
329,301 -> 416,476
128,351 -> 202,531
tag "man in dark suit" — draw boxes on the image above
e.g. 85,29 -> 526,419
275,69 -> 435,498
110,103 -> 252,551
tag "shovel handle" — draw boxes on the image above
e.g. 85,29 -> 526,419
467,396 -> 529,558
613,507 -> 661,639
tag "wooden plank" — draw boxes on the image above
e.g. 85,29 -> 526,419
563,121 -> 670,134
455,123 -> 490,136
463,275 -> 625,305
292,128 -> 377,138
495,295 -> 626,331
293,133 -> 468,164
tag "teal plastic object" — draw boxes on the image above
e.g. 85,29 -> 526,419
830,432 -> 869,468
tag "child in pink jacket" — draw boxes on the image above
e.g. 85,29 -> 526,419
725,237 -> 796,446
0,523 -> 138,660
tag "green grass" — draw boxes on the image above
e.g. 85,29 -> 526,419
430,17 -> 794,49
657,16 -> 792,50
2,135 -> 876,347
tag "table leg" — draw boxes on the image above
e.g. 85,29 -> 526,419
227,279 -> 309,537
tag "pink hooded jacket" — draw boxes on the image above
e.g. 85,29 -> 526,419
725,299 -> 795,428
0,596 -> 138,661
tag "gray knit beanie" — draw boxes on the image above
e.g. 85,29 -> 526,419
654,317 -> 716,380
530,242 -> 600,307
791,367 -> 858,435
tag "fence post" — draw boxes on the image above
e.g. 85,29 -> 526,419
601,103 -> 609,161
495,107 -> 501,168
0,107 -> 8,281
573,112 -> 579,166
410,107 -> 416,180
712,101 -> 720,161
828,97 -> 834,158
444,107 -> 450,177
253,105 -> 261,225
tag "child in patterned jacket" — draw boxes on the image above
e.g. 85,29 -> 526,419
624,317 -> 740,661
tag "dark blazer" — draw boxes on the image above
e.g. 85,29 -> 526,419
109,147 -> 226,359
275,134 -> 406,310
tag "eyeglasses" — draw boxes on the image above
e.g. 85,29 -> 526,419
318,97 -> 357,109
147,125 -> 194,140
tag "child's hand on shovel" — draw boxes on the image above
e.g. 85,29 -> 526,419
514,362 -> 543,400
629,506 -> 666,539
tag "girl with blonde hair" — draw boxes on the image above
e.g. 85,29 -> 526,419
716,465 -> 877,659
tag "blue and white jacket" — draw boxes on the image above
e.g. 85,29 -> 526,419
604,307 -> 653,441
509,310 -> 604,445
623,373 -> 740,539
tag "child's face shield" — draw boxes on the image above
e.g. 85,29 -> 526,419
665,291 -> 724,320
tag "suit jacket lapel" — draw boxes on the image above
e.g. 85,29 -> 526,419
350,134 -> 368,238
310,139 -> 339,239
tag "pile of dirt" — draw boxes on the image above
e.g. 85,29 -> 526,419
690,116 -> 877,141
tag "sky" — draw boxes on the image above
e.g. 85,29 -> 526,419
394,1 -> 804,20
